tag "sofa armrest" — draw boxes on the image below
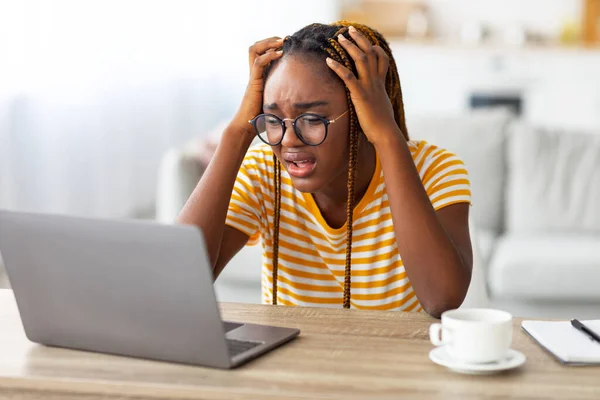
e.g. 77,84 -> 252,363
460,218 -> 491,309
0,252 -> 9,289
156,148 -> 205,223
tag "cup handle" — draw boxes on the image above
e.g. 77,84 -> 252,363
429,323 -> 451,346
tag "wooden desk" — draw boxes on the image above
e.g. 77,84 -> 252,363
0,290 -> 599,399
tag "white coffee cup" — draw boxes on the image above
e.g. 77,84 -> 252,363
429,308 -> 513,364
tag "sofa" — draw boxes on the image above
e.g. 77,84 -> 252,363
155,108 -> 600,319
404,109 -> 600,319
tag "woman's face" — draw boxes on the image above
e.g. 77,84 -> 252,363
263,54 -> 350,194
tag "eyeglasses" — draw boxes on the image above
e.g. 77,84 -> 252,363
248,110 -> 349,146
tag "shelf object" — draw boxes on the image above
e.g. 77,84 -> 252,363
340,0 -> 428,39
583,0 -> 600,45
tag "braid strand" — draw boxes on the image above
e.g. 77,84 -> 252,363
327,35 -> 360,308
271,153 -> 281,305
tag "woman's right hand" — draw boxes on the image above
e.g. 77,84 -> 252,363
231,37 -> 284,138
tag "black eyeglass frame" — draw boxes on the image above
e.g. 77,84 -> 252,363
248,109 -> 349,146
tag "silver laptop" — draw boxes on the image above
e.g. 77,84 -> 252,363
0,210 -> 299,369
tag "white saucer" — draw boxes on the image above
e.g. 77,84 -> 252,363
429,347 -> 526,375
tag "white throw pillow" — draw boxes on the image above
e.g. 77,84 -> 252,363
506,123 -> 600,233
407,108 -> 512,233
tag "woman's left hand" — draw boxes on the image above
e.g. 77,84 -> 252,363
326,26 -> 400,145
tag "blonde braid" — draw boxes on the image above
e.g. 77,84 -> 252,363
328,32 -> 360,308
271,152 -> 281,305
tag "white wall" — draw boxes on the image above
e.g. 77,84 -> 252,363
392,42 -> 600,132
388,1 -> 598,131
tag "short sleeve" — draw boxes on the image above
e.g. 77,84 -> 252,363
418,144 -> 472,211
225,149 -> 266,246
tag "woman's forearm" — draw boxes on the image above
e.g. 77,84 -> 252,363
374,130 -> 471,317
177,125 -> 254,267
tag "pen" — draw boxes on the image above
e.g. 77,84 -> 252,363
571,319 -> 600,343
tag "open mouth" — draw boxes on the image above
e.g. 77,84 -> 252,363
283,152 -> 317,178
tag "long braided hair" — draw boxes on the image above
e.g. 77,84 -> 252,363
264,21 -> 409,308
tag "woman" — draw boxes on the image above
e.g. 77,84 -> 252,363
178,21 -> 472,318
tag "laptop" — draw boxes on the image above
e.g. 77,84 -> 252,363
0,210 -> 299,369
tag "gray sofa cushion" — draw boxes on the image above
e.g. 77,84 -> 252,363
407,108 -> 512,233
488,234 -> 600,301
506,124 -> 600,234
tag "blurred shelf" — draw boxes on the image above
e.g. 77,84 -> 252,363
387,37 -> 600,56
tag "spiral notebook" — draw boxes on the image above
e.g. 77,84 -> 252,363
521,320 -> 600,365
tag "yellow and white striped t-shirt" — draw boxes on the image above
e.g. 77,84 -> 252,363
225,140 -> 471,311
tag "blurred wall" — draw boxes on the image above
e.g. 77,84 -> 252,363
0,0 -> 340,218
0,0 -> 595,219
